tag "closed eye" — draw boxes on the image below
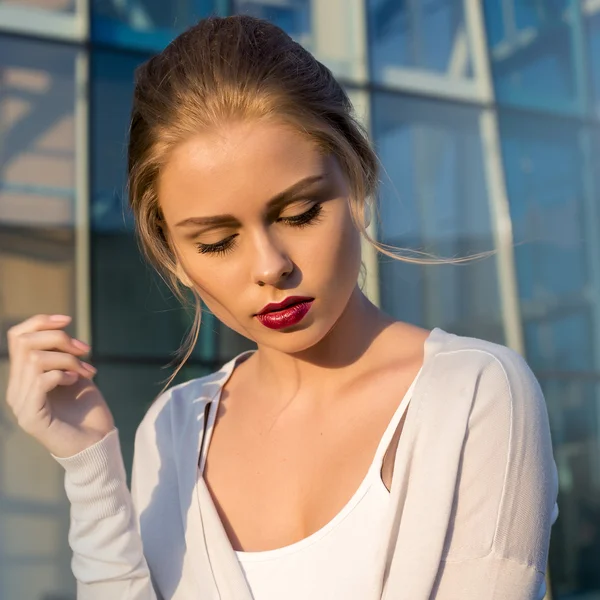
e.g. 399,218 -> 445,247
196,234 -> 238,255
195,204 -> 323,256
278,203 -> 323,228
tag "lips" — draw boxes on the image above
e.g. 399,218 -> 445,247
256,296 -> 314,330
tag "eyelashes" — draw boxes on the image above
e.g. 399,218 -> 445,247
195,234 -> 238,256
195,203 -> 324,256
279,202 -> 323,228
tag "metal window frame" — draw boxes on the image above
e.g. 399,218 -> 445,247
0,0 -> 89,42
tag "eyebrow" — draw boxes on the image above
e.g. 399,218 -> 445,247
175,174 -> 326,228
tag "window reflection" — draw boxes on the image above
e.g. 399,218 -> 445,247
0,0 -> 74,11
0,35 -> 77,348
91,0 -> 217,51
498,111 -> 592,372
234,0 -> 311,43
372,93 -> 503,343
543,375 -> 600,597
367,0 -> 473,85
587,4 -> 600,119
483,0 -> 581,115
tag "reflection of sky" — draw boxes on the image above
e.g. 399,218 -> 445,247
499,113 -> 586,301
234,0 -> 311,41
0,36 -> 76,227
484,0 -> 582,115
588,12 -> 600,118
92,50 -> 142,232
372,94 -> 488,246
368,0 -> 471,78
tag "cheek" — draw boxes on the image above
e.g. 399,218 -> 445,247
331,206 -> 362,267
179,254 -> 247,323
303,206 -> 361,287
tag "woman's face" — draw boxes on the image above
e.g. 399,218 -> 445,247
158,119 -> 362,353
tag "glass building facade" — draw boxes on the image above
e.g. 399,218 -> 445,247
0,1 -> 598,598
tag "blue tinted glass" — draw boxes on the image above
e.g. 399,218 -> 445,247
233,0 -> 311,40
0,0 -> 75,10
372,92 -> 503,343
367,0 -> 473,83
588,8 -> 600,119
92,51 -> 141,233
498,110 -> 593,371
483,0 -> 581,115
0,35 -> 77,344
91,0 -> 218,52
542,375 -> 600,597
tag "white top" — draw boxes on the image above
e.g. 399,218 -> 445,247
51,328 -> 559,600
199,365 -> 420,600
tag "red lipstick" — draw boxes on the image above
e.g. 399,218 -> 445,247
256,296 -> 314,330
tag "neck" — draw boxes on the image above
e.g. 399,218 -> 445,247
251,286 -> 395,399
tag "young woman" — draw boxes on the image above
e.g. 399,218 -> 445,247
5,15 -> 558,600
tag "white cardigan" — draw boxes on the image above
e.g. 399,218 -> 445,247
53,328 -> 559,599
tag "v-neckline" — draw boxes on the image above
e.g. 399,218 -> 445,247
188,328 -> 444,600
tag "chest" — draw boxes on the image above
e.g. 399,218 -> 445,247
202,375 -> 415,552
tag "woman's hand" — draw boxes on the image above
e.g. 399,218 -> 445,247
5,314 -> 115,458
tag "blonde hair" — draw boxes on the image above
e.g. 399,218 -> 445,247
127,15 -> 489,389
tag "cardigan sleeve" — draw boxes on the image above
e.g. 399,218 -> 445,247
432,348 -> 559,599
53,427 -> 159,600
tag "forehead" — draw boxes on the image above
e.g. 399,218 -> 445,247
158,120 -> 330,220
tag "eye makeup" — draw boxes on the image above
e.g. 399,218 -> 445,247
195,202 -> 324,255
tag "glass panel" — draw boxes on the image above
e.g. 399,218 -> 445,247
367,0 -> 473,85
0,0 -> 74,11
543,375 -> 600,599
91,0 -> 218,52
0,361 -> 75,599
498,110 -> 594,372
483,0 -> 582,115
587,3 -> 600,119
0,35 -> 77,346
233,0 -> 366,81
371,93 -> 503,343
234,0 -> 311,41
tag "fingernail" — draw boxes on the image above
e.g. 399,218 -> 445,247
72,339 -> 90,351
49,315 -> 71,322
81,362 -> 97,374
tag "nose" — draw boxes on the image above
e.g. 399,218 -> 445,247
251,230 -> 293,287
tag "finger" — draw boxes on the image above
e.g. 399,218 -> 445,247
29,350 -> 96,379
38,369 -> 80,393
14,329 -> 90,356
7,314 -> 72,348
7,315 -> 75,376
8,351 -> 95,416
8,330 -> 89,385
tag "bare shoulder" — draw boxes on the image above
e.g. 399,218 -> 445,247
375,320 -> 432,364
